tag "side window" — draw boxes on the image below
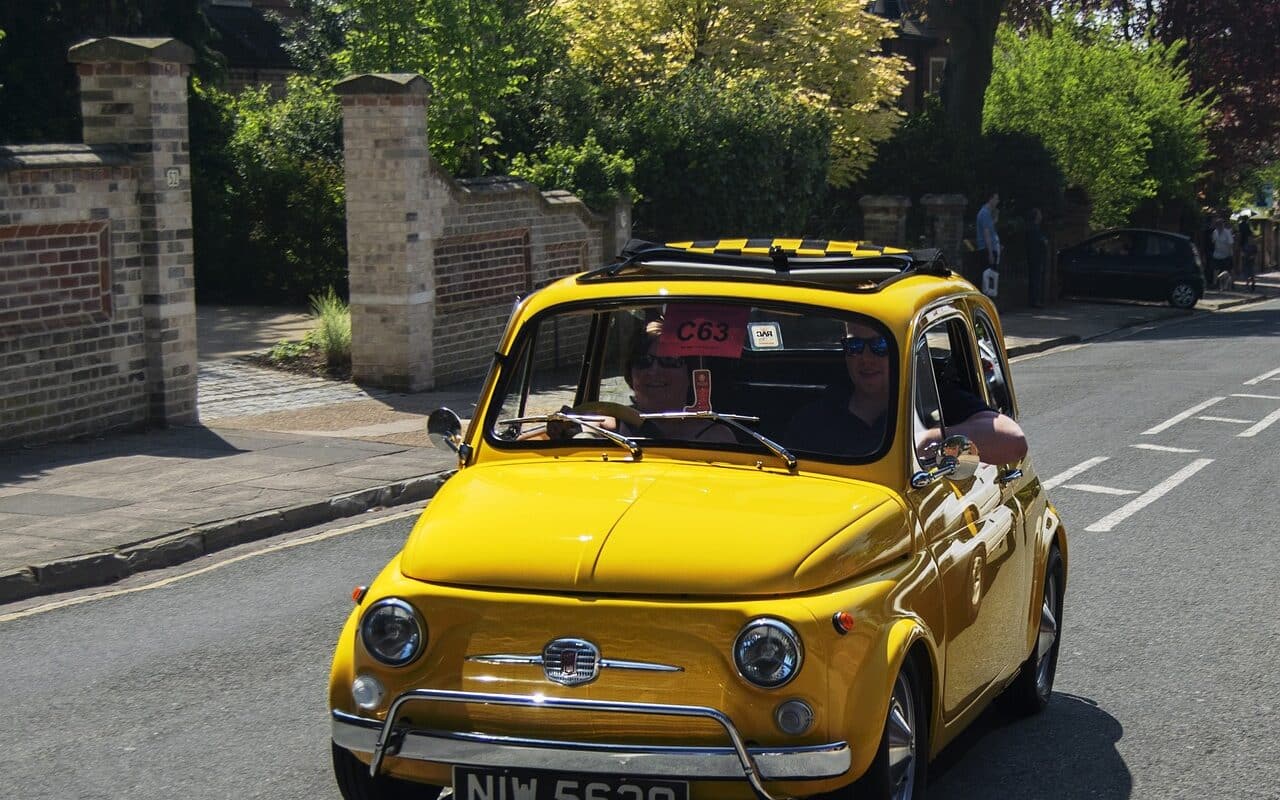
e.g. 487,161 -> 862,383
913,316 -> 984,466
913,340 -> 944,468
1089,232 -> 1135,257
973,314 -> 1015,417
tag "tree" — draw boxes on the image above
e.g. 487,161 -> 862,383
1004,0 -> 1280,191
319,0 -> 563,177
925,0 -> 1009,143
984,13 -> 1212,226
554,0 -> 907,187
0,1 -> 216,143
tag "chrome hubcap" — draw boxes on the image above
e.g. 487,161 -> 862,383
1172,285 -> 1195,306
887,671 -> 917,800
1035,571 -> 1060,695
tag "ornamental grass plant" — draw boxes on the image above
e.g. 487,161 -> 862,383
307,287 -> 351,370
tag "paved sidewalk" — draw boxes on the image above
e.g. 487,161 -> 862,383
1,287 -> 1273,605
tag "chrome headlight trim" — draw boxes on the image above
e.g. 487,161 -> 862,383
733,617 -> 803,689
359,597 -> 426,667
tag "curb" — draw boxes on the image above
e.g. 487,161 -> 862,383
0,470 -> 455,606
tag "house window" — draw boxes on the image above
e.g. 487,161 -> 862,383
929,58 -> 947,94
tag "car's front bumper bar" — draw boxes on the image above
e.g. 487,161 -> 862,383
332,689 -> 852,800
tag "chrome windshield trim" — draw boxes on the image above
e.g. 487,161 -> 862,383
465,654 -> 683,673
353,689 -> 850,800
333,708 -> 848,791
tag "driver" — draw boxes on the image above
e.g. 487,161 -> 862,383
551,323 -> 734,443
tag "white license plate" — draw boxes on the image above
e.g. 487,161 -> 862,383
452,766 -> 689,800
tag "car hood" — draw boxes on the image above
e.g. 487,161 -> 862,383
399,461 -> 909,596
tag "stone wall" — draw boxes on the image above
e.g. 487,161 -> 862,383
337,73 -> 630,391
0,37 -> 196,448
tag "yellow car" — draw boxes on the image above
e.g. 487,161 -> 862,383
329,238 -> 1068,800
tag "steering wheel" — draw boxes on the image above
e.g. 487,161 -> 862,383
570,401 -> 644,431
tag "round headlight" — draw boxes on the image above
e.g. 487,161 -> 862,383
360,598 -> 426,666
734,618 -> 803,688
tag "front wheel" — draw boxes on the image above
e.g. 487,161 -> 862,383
1001,545 -> 1064,716
332,741 -> 443,800
845,658 -> 929,800
1169,282 -> 1199,309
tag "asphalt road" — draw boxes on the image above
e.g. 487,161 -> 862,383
4,298 -> 1279,800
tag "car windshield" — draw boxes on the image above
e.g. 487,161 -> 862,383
485,300 -> 897,462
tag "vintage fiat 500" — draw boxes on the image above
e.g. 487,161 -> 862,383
329,239 -> 1068,800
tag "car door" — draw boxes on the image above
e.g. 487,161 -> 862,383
1134,232 -> 1185,300
908,309 -> 1029,721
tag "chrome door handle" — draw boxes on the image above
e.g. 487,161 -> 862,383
997,468 -> 1023,485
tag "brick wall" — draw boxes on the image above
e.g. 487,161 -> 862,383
0,153 -> 148,444
0,37 -> 196,448
337,73 -> 630,390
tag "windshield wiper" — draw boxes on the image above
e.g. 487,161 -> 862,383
640,411 -> 797,470
496,412 -> 642,458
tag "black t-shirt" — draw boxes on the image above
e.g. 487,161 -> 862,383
784,382 -> 993,457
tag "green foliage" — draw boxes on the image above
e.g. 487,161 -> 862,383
845,97 -> 1062,245
307,287 -> 352,369
604,70 -> 832,240
556,0 -> 906,187
984,11 -> 1212,227
509,132 -> 636,212
268,340 -> 313,361
972,130 -> 1065,222
331,0 -> 562,177
191,75 -> 346,303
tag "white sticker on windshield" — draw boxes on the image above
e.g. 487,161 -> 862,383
747,322 -> 783,350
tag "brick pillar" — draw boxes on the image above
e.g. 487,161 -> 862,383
605,195 -> 633,259
858,195 -> 911,247
921,193 -> 967,269
69,37 -> 197,425
336,74 -> 435,391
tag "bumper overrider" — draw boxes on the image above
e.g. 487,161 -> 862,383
332,689 -> 852,800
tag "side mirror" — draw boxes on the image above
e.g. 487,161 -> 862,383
939,434 -> 979,481
427,408 -> 466,455
911,434 -> 979,488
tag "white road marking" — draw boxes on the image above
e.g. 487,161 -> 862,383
1238,408 -> 1280,438
1243,368 -> 1280,385
1143,397 -> 1225,434
0,507 -> 424,624
1233,393 -> 1280,400
1042,457 -> 1109,490
1197,416 -> 1254,424
1063,483 -> 1140,496
1131,443 -> 1199,453
1086,458 -> 1214,532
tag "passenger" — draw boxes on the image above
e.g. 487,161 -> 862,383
784,322 -> 1028,463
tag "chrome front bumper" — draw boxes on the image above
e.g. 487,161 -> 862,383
332,689 -> 852,800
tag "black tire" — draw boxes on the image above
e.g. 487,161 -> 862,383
1169,282 -> 1199,309
1000,545 -> 1064,716
332,741 -> 443,800
847,656 -> 929,800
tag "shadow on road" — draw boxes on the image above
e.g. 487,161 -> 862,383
930,691 -> 1131,799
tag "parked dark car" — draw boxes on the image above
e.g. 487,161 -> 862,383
1058,229 -> 1204,309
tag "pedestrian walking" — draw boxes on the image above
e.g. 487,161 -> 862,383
1025,208 -> 1048,308
976,191 -> 1000,299
1239,217 -> 1257,291
1210,217 -> 1234,288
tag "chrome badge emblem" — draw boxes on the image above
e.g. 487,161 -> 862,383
542,638 -> 600,686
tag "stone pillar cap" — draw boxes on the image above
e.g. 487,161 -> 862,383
859,195 -> 912,209
335,74 -> 432,96
69,36 -> 195,64
921,193 -> 968,204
